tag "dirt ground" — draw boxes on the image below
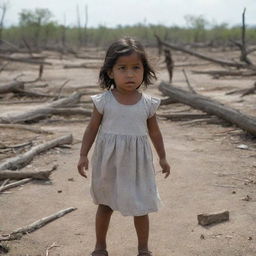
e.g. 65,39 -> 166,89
0,47 -> 255,256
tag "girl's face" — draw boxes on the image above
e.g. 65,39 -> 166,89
108,52 -> 144,92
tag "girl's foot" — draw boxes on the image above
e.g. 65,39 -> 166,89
137,249 -> 153,256
91,249 -> 108,256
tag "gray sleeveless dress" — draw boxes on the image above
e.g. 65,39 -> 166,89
90,90 -> 161,216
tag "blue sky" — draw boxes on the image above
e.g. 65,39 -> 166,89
3,0 -> 256,27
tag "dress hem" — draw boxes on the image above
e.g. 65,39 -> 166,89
92,199 -> 160,217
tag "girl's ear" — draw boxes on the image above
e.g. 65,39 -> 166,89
107,70 -> 113,79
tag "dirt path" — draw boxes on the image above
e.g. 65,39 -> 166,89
1,115 -> 255,256
0,49 -> 256,256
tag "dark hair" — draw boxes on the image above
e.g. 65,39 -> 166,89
99,37 -> 157,89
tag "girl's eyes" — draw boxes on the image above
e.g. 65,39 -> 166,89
118,66 -> 141,70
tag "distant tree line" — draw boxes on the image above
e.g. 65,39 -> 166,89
1,7 -> 256,49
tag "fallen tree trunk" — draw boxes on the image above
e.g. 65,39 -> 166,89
160,98 -> 178,105
159,81 -> 256,136
226,83 -> 256,97
0,92 -> 82,123
192,70 -> 256,77
14,89 -> 61,98
0,134 -> 72,170
0,165 -> 58,180
0,124 -> 53,134
0,207 -> 77,241
0,81 -> 24,94
63,63 -> 99,69
51,107 -> 92,116
155,36 -> 252,69
0,54 -> 52,65
158,113 -> 211,121
0,178 -> 32,193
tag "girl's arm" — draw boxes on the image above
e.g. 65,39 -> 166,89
77,106 -> 103,178
147,114 -> 171,178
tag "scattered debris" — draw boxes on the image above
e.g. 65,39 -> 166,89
0,243 -> 9,254
241,195 -> 252,201
237,144 -> 249,150
45,241 -> 60,256
200,234 -> 205,240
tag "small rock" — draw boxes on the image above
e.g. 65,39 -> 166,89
57,190 -> 62,193
241,195 -> 252,201
237,144 -> 249,150
68,178 -> 74,182
248,236 -> 252,241
232,191 -> 236,194
200,234 -> 205,240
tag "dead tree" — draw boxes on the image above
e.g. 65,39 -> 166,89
164,49 -> 174,82
0,2 -> 7,44
231,8 -> 253,65
76,4 -> 83,47
159,82 -> 256,136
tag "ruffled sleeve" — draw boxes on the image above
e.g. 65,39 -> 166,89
148,96 -> 161,118
91,92 -> 106,114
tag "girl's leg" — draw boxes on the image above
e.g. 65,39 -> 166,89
133,214 -> 149,251
94,204 -> 113,251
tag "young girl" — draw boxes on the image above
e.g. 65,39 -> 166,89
77,37 -> 171,256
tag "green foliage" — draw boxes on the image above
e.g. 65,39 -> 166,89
2,10 -> 256,48
18,8 -> 54,47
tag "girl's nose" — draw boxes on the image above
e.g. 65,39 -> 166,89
127,69 -> 134,77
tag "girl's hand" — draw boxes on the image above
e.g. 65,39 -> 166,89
77,156 -> 89,178
159,158 -> 171,179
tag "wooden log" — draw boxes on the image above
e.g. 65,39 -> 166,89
0,141 -> 32,150
0,178 -> 32,193
0,134 -> 72,170
226,83 -> 256,96
155,35 -> 251,69
198,210 -> 229,226
63,63 -> 99,69
51,108 -> 92,116
0,92 -> 82,123
182,69 -> 197,93
192,70 -> 256,77
158,113 -> 211,121
241,83 -> 256,97
0,207 -> 77,241
14,89 -> 60,98
0,81 -> 24,94
159,81 -> 256,136
0,54 -> 52,65
0,165 -> 58,180
0,124 -> 53,134
160,98 -> 178,105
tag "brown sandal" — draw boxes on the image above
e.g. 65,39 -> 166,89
90,249 -> 108,256
137,249 -> 153,256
